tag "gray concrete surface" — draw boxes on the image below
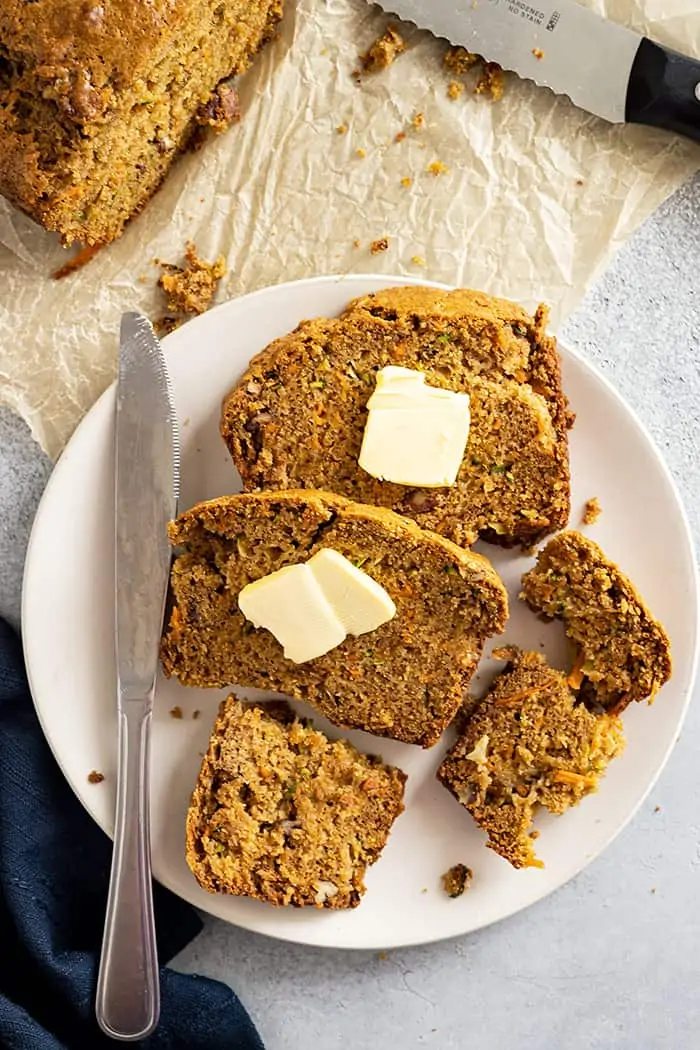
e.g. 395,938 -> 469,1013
1,174 -> 699,1049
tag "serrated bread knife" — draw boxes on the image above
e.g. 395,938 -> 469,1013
95,313 -> 180,1041
370,0 -> 700,142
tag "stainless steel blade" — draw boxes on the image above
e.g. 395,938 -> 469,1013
115,312 -> 180,700
371,0 -> 642,124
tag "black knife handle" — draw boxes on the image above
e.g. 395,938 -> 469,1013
626,37 -> 700,143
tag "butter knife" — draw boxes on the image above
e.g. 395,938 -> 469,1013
370,0 -> 700,143
96,313 -> 180,1041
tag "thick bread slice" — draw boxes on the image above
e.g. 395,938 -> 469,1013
221,286 -> 573,549
186,697 -> 406,907
160,490 -> 508,747
437,650 -> 625,869
520,532 -> 672,714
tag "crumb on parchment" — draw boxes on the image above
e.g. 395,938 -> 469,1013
427,161 -> 449,176
582,497 -> 602,525
401,177 -> 412,188
447,80 -> 465,100
352,239 -> 361,248
475,62 -> 505,101
412,111 -> 425,129
155,242 -> 226,338
442,863 -> 473,898
411,255 -> 426,267
360,25 -> 407,73
444,45 -> 505,102
355,147 -> 367,158
370,237 -> 389,254
336,123 -> 348,135
444,46 -> 480,76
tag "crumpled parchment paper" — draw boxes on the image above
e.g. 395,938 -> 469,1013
0,0 -> 698,460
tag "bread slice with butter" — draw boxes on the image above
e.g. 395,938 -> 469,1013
220,286 -> 573,550
186,696 -> 406,908
160,490 -> 508,747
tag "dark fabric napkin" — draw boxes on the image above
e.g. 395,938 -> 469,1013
0,618 -> 264,1050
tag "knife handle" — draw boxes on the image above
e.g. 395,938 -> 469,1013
96,703 -> 160,1041
626,38 -> 700,144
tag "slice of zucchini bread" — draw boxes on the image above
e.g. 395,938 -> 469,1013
160,489 -> 508,747
186,697 -> 407,908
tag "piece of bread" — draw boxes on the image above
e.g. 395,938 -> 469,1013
437,650 -> 625,868
220,286 -> 573,550
186,697 -> 406,908
520,532 -> 672,714
0,0 -> 282,245
160,489 -> 508,747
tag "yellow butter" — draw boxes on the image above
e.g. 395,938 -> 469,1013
237,549 -> 396,664
359,366 -> 471,488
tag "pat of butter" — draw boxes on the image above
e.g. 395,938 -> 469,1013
359,366 -> 471,488
238,549 -> 396,664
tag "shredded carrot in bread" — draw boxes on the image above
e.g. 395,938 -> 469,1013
494,678 -> 557,705
567,649 -> 585,689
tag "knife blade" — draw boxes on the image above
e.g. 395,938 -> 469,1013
96,312 -> 179,1042
371,0 -> 700,143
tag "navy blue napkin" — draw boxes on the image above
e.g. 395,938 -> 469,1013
0,618 -> 264,1050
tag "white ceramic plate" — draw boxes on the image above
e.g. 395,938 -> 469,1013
22,275 -> 699,950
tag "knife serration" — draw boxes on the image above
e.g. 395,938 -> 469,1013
115,312 -> 179,700
370,0 -> 642,124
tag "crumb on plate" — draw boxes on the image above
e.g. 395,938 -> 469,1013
170,706 -> 184,719
88,770 -> 105,784
532,48 -> 545,60
582,497 -> 602,525
442,863 -> 473,898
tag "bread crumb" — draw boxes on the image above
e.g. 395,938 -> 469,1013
153,316 -> 183,337
370,237 -> 389,254
427,161 -> 449,176
336,123 -> 348,135
170,706 -> 184,719
421,887 -> 428,893
395,131 -> 407,143
378,950 -> 388,960
412,111 -> 425,129
87,770 -> 105,784
475,63 -> 505,101
651,887 -> 657,894
442,863 -> 473,898
411,255 -> 426,266
355,147 -> 367,158
576,178 -> 585,186
360,25 -> 407,73
532,48 -> 545,60
654,805 -> 662,813
158,242 -> 226,317
447,80 -> 465,100
444,46 -> 480,76
193,709 -> 201,720
582,497 -> 602,525
352,239 -> 361,248
401,176 -> 413,188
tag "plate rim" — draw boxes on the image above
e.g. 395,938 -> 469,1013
21,273 -> 700,950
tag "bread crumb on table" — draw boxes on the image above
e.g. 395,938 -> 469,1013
170,706 -> 184,719
442,863 -> 473,898
582,497 -> 602,525
87,770 -> 105,784
360,25 -> 407,73
370,237 -> 389,254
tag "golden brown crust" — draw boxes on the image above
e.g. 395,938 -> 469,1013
0,0 -> 283,245
520,532 -> 672,714
186,697 -> 406,907
437,650 -> 625,868
221,286 -> 572,550
161,489 -> 508,747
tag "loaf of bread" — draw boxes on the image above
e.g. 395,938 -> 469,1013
521,532 -> 672,714
438,650 -> 625,868
221,286 -> 573,550
0,0 -> 282,245
186,697 -> 407,908
160,489 -> 508,747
